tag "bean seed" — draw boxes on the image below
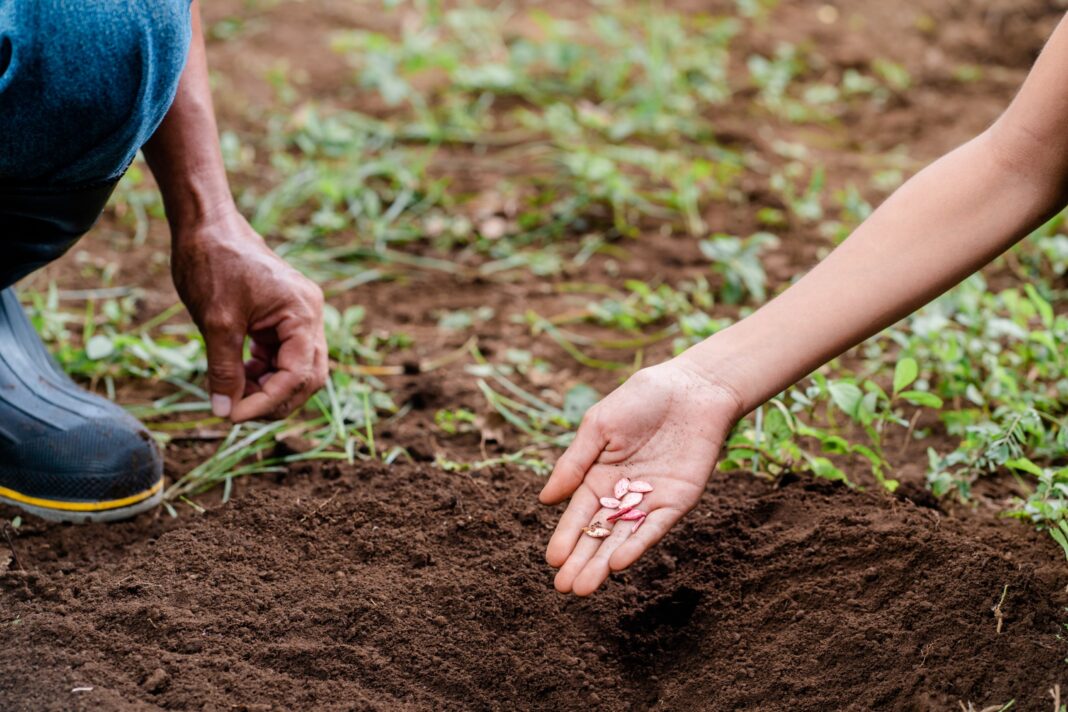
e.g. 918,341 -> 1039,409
582,521 -> 611,538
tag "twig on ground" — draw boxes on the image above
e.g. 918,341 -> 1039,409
2,522 -> 23,572
992,584 -> 1009,634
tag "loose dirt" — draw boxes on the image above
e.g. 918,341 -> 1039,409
2,466 -> 1065,710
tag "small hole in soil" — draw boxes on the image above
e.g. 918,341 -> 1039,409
623,586 -> 703,633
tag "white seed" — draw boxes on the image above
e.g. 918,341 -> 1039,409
619,491 -> 643,509
628,480 -> 653,493
599,496 -> 621,509
613,478 -> 631,499
582,521 -> 611,538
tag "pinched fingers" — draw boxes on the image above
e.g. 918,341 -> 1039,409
230,316 -> 327,422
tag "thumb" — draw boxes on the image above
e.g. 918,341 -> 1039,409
539,410 -> 606,504
204,325 -> 247,419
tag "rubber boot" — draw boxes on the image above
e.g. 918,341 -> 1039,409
0,181 -> 163,521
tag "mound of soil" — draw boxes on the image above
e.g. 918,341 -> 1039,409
2,465 -> 1064,710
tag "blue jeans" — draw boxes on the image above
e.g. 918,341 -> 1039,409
0,1 -> 192,287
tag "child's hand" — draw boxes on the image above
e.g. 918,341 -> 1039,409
539,359 -> 743,595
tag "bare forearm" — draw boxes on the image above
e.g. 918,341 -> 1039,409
680,130 -> 1065,414
142,1 -> 232,235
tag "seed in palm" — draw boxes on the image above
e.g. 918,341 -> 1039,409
582,521 -> 611,538
616,508 -> 645,521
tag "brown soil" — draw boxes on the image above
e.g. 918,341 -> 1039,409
2,466 -> 1065,710
4,0 -> 1068,709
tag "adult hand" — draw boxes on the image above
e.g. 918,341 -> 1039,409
171,205 -> 328,423
539,359 -> 743,595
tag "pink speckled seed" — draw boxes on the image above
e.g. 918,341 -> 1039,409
619,491 -> 643,509
628,480 -> 653,493
616,508 -> 645,521
632,515 -> 647,533
599,497 -> 621,509
613,478 -> 631,499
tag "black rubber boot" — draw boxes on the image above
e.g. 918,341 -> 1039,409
0,289 -> 163,522
0,181 -> 162,521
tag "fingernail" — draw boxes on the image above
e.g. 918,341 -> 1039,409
211,394 -> 232,418
258,373 -> 272,387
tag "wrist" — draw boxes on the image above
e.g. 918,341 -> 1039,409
670,339 -> 750,424
168,199 -> 260,255
165,183 -> 237,235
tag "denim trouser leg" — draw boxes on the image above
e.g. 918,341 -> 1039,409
0,182 -> 119,288
0,0 -> 194,288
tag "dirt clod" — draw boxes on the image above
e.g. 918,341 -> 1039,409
141,668 -> 169,694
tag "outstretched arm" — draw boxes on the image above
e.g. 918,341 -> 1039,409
541,14 -> 1068,596
143,1 -> 327,423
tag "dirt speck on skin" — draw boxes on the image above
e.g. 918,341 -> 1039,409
1,466 -> 1065,711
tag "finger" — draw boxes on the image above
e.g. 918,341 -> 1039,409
231,369 -> 305,422
203,325 -> 247,419
608,507 -> 683,572
571,516 -> 636,596
278,342 -> 328,417
231,320 -> 315,422
553,514 -> 614,594
545,484 -> 600,568
539,414 -> 606,505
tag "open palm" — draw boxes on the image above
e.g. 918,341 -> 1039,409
539,360 -> 743,595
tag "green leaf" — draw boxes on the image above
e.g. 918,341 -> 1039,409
1024,283 -> 1054,328
892,357 -> 918,395
1005,457 -> 1044,477
899,390 -> 943,409
827,381 -> 863,419
1048,525 -> 1068,561
807,456 -> 849,484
